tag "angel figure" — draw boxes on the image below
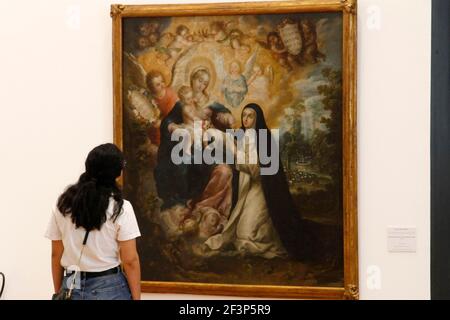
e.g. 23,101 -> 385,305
222,61 -> 248,108
246,64 -> 273,102
220,49 -> 258,108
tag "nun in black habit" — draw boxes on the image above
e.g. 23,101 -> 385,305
204,103 -> 306,260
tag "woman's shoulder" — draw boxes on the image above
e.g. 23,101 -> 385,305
52,204 -> 70,220
122,199 -> 134,211
107,198 -> 134,216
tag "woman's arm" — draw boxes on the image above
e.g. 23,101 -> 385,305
119,239 -> 141,300
51,240 -> 64,294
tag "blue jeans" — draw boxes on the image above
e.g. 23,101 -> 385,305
61,271 -> 132,300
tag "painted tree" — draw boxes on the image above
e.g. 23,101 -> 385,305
312,67 -> 342,186
281,100 -> 307,171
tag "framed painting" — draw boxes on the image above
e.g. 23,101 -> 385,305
111,0 -> 357,299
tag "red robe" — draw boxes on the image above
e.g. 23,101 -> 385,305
149,88 -> 178,145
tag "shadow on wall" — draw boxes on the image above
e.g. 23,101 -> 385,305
0,272 -> 5,299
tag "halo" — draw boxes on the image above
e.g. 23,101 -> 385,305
184,56 -> 217,91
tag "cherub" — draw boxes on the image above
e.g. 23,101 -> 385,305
246,64 -> 273,102
148,21 -> 160,34
181,207 -> 225,240
229,29 -> 251,55
148,32 -> 160,47
136,36 -> 151,51
299,19 -> 326,64
137,21 -> 161,45
197,207 -> 224,240
139,21 -> 160,35
258,31 -> 294,71
158,205 -> 191,239
206,21 -> 230,42
138,22 -> 152,37
167,25 -> 195,59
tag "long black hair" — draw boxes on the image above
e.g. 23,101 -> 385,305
57,143 -> 125,231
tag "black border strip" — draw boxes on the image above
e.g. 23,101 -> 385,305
431,0 -> 450,300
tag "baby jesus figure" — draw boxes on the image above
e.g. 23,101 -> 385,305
168,86 -> 210,155
169,86 -> 235,156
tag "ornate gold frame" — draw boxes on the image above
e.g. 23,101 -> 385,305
111,0 -> 357,300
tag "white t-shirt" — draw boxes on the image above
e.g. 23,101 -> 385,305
45,198 -> 141,272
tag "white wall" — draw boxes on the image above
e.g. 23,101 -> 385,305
358,0 -> 431,299
0,0 -> 430,299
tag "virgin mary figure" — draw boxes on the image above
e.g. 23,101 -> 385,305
154,66 -> 235,219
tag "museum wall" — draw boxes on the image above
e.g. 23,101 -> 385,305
0,0 -> 430,299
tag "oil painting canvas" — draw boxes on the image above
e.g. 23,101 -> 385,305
112,0 -> 357,299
